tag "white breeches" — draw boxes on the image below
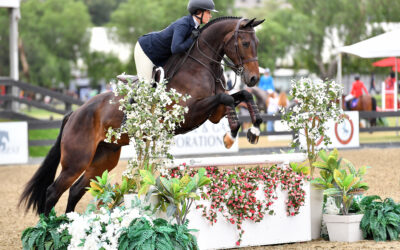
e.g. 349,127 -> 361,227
134,41 -> 155,83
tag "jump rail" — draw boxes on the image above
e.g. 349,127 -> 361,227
173,153 -> 307,167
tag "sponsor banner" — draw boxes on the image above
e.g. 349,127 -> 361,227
121,118 -> 239,158
0,122 -> 28,165
299,111 -> 359,149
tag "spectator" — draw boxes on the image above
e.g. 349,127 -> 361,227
384,71 -> 396,109
258,68 -> 274,93
266,91 -> 279,132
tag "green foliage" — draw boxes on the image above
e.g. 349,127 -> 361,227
0,9 -> 10,76
118,217 -> 198,250
141,168 -> 210,225
87,170 -> 135,210
323,165 -> 368,215
82,0 -> 126,26
312,149 -> 369,214
359,195 -> 400,241
289,162 -> 310,175
21,208 -> 71,250
18,0 -> 91,86
244,0 -> 400,78
84,51 -> 129,87
312,149 -> 342,190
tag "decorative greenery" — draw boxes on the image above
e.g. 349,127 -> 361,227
192,165 -> 309,246
118,217 -> 198,250
21,208 -> 71,250
140,168 -> 211,225
86,170 -> 135,210
281,78 -> 343,176
311,149 -> 342,190
105,78 -> 189,192
289,162 -> 310,175
360,195 -> 400,241
323,161 -> 369,215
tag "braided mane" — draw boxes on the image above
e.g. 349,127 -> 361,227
200,16 -> 242,32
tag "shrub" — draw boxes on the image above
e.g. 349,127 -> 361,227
118,217 -> 198,250
21,208 -> 71,250
360,195 -> 400,241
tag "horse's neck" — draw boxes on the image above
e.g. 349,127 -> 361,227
196,22 -> 236,61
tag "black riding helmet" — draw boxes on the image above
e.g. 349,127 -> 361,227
187,0 -> 218,24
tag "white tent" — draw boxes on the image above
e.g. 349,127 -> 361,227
337,28 -> 400,111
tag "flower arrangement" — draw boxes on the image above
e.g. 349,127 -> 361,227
281,78 -> 343,176
169,165 -> 310,246
105,78 -> 190,191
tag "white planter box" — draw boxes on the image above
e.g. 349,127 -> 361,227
185,182 -> 311,249
310,187 -> 324,239
323,214 -> 364,242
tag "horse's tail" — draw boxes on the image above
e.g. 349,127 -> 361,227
371,96 -> 377,127
19,112 -> 72,214
371,96 -> 377,111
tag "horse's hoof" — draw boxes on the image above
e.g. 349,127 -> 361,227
223,132 -> 235,149
247,127 -> 260,144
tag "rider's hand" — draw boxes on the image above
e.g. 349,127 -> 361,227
191,29 -> 200,39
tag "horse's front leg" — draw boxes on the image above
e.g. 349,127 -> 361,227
231,90 -> 262,144
194,93 -> 240,149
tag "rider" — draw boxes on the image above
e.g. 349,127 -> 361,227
134,0 -> 217,83
345,74 -> 369,109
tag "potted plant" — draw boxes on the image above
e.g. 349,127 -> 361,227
359,195 -> 400,241
322,160 -> 369,242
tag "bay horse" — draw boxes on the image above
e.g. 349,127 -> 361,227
20,17 -> 265,215
343,95 -> 377,127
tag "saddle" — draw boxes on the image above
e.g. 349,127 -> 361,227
116,67 -> 165,85
350,98 -> 359,109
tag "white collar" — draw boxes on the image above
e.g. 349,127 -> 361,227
193,16 -> 200,28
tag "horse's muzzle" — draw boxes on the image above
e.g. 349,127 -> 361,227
245,75 -> 259,87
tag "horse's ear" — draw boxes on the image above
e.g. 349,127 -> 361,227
252,19 -> 265,28
241,18 -> 256,28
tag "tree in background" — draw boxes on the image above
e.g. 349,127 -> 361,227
0,9 -> 10,77
245,0 -> 400,79
18,0 -> 91,87
82,0 -> 126,26
84,51 -> 129,87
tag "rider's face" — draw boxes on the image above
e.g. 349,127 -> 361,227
202,10 -> 212,24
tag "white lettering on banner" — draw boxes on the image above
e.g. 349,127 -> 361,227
0,122 -> 28,165
120,118 -> 239,158
299,111 -> 359,149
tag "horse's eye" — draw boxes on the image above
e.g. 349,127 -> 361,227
242,42 -> 250,48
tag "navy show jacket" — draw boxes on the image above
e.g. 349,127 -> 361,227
138,15 -> 196,67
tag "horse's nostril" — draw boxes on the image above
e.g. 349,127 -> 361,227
250,76 -> 258,85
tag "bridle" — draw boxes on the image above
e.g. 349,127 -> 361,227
190,18 -> 258,91
166,18 -> 258,91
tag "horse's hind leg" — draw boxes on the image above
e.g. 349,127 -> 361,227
231,90 -> 262,144
66,144 -> 121,213
44,142 -> 97,215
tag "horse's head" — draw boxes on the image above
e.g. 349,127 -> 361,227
223,18 -> 265,87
